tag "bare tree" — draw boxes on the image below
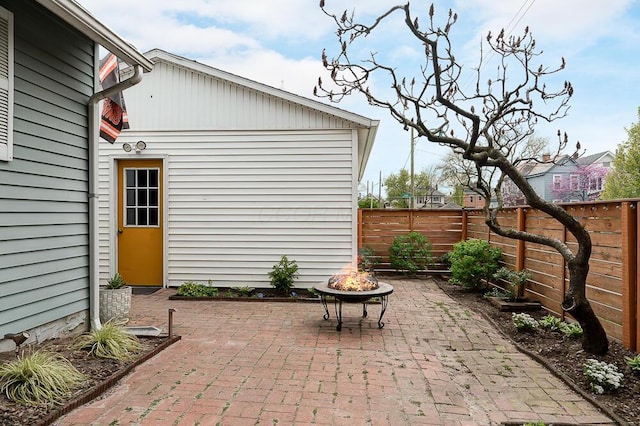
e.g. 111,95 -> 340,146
317,2 -> 608,354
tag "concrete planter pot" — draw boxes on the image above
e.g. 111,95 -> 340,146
99,286 -> 132,323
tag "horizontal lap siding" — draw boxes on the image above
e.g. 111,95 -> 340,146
99,130 -> 355,287
0,1 -> 92,336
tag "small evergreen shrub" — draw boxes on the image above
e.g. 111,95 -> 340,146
268,255 -> 299,294
449,239 -> 501,290
0,351 -> 86,406
389,232 -> 432,275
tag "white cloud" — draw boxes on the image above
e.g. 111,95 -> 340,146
79,0 -> 640,188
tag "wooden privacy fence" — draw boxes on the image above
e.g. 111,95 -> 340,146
358,201 -> 640,352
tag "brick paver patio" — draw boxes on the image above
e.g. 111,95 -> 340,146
58,278 -> 614,425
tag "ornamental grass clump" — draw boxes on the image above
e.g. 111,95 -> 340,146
0,351 -> 85,406
583,358 -> 623,394
512,312 -> 539,332
73,322 -> 142,361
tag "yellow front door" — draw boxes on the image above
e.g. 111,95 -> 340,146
117,159 -> 163,286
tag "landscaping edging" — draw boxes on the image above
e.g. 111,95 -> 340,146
168,295 -> 321,302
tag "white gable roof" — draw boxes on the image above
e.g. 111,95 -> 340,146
141,49 -> 379,179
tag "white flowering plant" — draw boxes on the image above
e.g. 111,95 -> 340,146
512,312 -> 538,332
583,358 -> 623,394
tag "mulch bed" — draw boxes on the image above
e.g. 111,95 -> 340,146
0,334 -> 180,426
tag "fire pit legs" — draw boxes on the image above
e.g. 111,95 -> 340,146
314,282 -> 393,332
320,295 -> 330,320
378,295 -> 389,329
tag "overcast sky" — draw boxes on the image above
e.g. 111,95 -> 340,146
80,0 -> 640,194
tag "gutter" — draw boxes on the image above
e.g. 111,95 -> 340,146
87,63 -> 144,330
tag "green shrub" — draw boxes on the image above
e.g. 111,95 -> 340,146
389,232 -> 432,275
0,351 -> 86,406
493,267 -> 531,299
449,239 -> 501,290
177,281 -> 219,297
560,322 -> 584,339
624,354 -> 640,373
106,272 -> 126,289
357,246 -> 378,272
73,322 -> 143,360
539,314 -> 563,331
231,286 -> 255,296
268,255 -> 299,294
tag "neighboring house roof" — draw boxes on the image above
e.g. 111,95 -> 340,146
518,155 -> 576,178
140,48 -> 379,179
576,150 -> 614,166
34,0 -> 153,72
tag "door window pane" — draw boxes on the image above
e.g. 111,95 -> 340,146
137,169 -> 147,187
149,208 -> 158,226
123,167 -> 160,227
126,170 -> 135,187
149,169 -> 158,187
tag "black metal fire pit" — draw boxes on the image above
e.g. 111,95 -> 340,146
313,280 -> 393,331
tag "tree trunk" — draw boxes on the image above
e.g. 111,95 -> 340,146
562,262 -> 609,355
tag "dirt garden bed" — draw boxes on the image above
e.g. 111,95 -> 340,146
0,335 -> 180,426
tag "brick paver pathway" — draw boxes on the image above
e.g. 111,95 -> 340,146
58,278 -> 614,425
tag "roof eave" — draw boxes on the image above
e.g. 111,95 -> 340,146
34,0 -> 153,72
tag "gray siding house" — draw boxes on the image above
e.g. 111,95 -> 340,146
0,0 -> 152,351
502,151 -> 614,206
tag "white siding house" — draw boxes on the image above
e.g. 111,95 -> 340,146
98,49 -> 379,288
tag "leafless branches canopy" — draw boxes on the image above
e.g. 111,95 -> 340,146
318,2 -> 608,354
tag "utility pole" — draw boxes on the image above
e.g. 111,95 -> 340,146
378,170 -> 382,208
410,128 -> 415,209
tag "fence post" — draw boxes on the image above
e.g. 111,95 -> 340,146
621,201 -> 638,351
516,207 -> 526,271
461,209 -> 468,241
